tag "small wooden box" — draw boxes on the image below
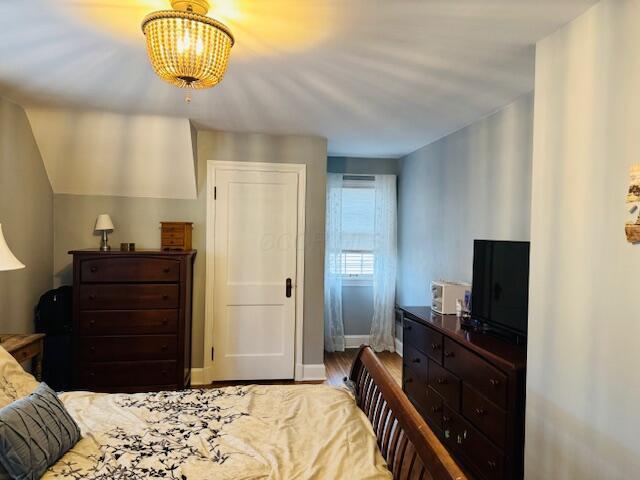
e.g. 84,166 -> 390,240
626,223 -> 640,244
161,222 -> 193,251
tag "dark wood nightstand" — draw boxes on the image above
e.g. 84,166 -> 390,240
0,334 -> 45,380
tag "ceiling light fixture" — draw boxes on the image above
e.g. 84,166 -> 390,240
142,0 -> 234,89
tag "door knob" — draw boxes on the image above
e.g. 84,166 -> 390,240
286,278 -> 292,298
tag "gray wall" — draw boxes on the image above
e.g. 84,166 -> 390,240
526,0 -> 640,477
397,94 -> 533,307
53,129 -> 327,367
328,156 -> 399,175
0,96 -> 53,332
327,156 -> 399,338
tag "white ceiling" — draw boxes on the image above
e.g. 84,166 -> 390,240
0,0 -> 597,157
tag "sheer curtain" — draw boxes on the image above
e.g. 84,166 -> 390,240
324,173 -> 345,352
370,175 -> 397,352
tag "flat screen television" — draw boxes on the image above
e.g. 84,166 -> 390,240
471,240 -> 530,337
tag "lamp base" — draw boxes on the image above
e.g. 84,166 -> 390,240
100,231 -> 111,251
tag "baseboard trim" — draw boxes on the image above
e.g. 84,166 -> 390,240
395,338 -> 403,357
345,335 -> 370,349
191,367 -> 207,386
296,363 -> 327,381
195,364 -> 324,384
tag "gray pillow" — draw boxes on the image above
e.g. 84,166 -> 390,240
0,383 -> 80,480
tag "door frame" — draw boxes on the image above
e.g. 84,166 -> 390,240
203,160 -> 307,382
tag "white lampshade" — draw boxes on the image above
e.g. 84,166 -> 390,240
95,214 -> 114,232
0,224 -> 25,272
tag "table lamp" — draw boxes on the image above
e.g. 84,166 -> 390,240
95,214 -> 114,251
0,224 -> 25,272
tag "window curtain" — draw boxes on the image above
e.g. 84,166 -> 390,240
324,173 -> 345,352
370,175 -> 397,352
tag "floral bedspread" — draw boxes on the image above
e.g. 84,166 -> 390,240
45,384 -> 392,480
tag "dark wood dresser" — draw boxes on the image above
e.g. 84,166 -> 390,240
399,306 -> 526,480
70,249 -> 196,393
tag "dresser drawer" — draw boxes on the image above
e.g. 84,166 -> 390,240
443,405 -> 505,480
79,284 -> 179,310
81,257 -> 180,283
428,361 -> 461,409
161,231 -> 185,240
423,386 -> 444,432
402,343 -> 428,384
462,384 -> 507,449
161,224 -> 185,233
403,317 -> 444,364
79,335 -> 177,362
443,338 -> 508,409
160,237 -> 184,247
79,310 -> 179,335
78,361 -> 177,389
403,367 -> 426,410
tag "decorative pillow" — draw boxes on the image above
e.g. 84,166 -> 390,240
0,347 -> 38,409
0,383 -> 81,480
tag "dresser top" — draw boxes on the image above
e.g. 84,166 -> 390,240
400,306 -> 526,370
69,249 -> 196,256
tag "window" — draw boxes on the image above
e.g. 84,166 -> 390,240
340,180 -> 375,281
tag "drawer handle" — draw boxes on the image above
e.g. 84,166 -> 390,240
90,266 -> 98,273
161,345 -> 168,351
444,351 -> 454,358
89,294 -> 96,300
405,378 -> 413,384
474,407 -> 485,416
163,267 -> 170,273
161,370 -> 168,376
89,346 -> 96,352
162,294 -> 169,300
89,372 -> 95,377
437,378 -> 448,385
162,319 -> 169,326
89,320 -> 96,325
489,378 -> 501,387
487,460 -> 497,469
431,343 -> 441,351
431,406 -> 442,413
411,357 -> 421,364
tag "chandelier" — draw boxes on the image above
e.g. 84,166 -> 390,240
142,0 -> 234,89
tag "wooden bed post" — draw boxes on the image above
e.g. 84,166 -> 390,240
350,346 -> 467,480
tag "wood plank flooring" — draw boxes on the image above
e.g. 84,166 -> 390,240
198,349 -> 402,388
324,349 -> 402,387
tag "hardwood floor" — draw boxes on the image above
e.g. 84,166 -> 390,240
199,349 -> 402,388
324,349 -> 402,387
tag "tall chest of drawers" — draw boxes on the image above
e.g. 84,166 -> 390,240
70,250 -> 196,393
399,306 -> 526,480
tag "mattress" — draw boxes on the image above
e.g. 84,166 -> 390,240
44,384 -> 392,479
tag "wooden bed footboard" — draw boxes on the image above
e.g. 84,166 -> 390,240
350,346 -> 466,480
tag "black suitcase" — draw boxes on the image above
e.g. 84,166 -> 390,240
35,286 -> 73,391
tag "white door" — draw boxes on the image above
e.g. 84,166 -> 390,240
212,166 -> 300,380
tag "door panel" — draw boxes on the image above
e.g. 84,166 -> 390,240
213,167 -> 299,380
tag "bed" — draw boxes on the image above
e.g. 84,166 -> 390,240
2,346 -> 465,480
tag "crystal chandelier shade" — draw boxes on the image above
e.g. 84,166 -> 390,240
142,1 -> 234,89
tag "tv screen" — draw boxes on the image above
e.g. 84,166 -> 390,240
471,240 -> 530,336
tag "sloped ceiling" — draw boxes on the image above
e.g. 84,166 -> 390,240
26,109 -> 197,199
0,0 -> 598,157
